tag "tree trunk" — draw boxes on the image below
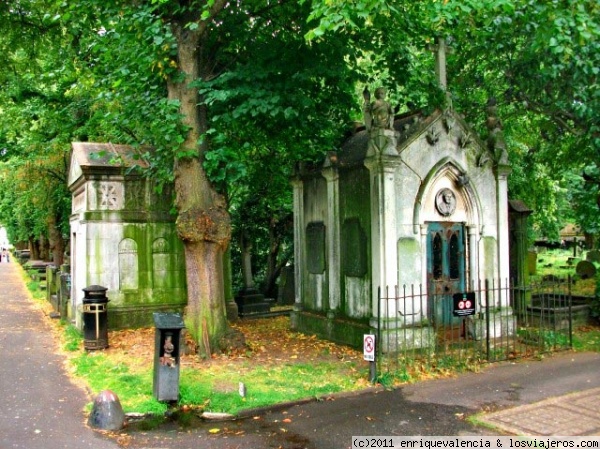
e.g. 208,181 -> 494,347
168,21 -> 231,357
47,214 -> 64,267
29,237 -> 40,260
263,215 -> 292,298
39,233 -> 49,261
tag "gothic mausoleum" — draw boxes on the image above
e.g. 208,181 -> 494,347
290,87 -> 512,349
68,143 -> 187,329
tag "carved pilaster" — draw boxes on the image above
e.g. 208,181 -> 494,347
322,160 -> 341,313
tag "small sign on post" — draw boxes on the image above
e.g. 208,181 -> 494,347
363,334 -> 375,361
364,334 -> 377,383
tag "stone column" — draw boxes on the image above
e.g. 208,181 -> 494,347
420,224 -> 429,287
240,231 -> 255,291
468,225 -> 479,288
322,160 -> 341,315
365,154 -> 401,325
496,165 -> 511,307
291,176 -> 305,318
222,248 -> 239,320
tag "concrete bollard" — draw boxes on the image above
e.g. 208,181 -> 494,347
87,390 -> 125,431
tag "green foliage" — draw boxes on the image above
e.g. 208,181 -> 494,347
62,323 -> 83,352
182,362 -> 362,414
572,326 -> 600,352
590,270 -> 600,320
71,352 -> 168,414
2,0 -> 600,294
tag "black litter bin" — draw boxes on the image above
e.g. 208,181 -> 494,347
82,285 -> 109,350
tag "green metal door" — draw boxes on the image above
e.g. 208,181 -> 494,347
427,222 -> 466,327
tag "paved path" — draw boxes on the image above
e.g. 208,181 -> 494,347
0,260 -> 119,449
481,387 -> 600,436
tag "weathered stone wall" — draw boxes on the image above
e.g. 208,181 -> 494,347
69,143 -> 187,329
339,166 -> 371,318
302,174 -> 329,312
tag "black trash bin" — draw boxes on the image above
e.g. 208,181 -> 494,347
82,285 -> 109,350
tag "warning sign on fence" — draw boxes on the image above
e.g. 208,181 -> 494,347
452,292 -> 476,317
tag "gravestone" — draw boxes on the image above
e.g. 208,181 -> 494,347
277,265 -> 295,306
234,230 -> 271,317
576,260 -> 598,279
586,250 -> 600,264
528,251 -> 537,275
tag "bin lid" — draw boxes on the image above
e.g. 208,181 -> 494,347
82,284 -> 109,302
153,312 -> 185,330
83,285 -> 108,294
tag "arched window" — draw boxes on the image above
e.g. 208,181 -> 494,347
449,232 -> 460,279
433,233 -> 443,280
152,238 -> 170,289
118,238 -> 138,290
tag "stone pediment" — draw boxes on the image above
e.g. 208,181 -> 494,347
337,109 -> 491,167
68,142 -> 149,188
397,109 -> 486,154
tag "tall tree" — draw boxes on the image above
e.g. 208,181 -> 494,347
0,0 -> 84,264
68,0 -> 359,355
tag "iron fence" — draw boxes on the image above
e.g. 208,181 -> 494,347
375,278 -> 577,377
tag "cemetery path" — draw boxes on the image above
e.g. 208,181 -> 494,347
0,260 -> 120,449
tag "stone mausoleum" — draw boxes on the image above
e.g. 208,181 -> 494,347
68,143 -> 187,329
291,84 -> 512,349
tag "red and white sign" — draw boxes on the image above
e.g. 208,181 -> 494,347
452,292 -> 476,317
363,334 -> 375,361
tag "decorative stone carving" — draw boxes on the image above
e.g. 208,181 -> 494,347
443,112 -> 456,132
486,98 -> 509,165
435,188 -> 457,216
459,130 -> 472,149
98,182 -> 121,210
363,87 -> 398,155
457,173 -> 470,187
363,87 -> 394,131
477,151 -> 492,167
426,127 -> 441,145
124,180 -> 144,210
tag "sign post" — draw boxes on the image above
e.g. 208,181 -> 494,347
363,334 -> 376,383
